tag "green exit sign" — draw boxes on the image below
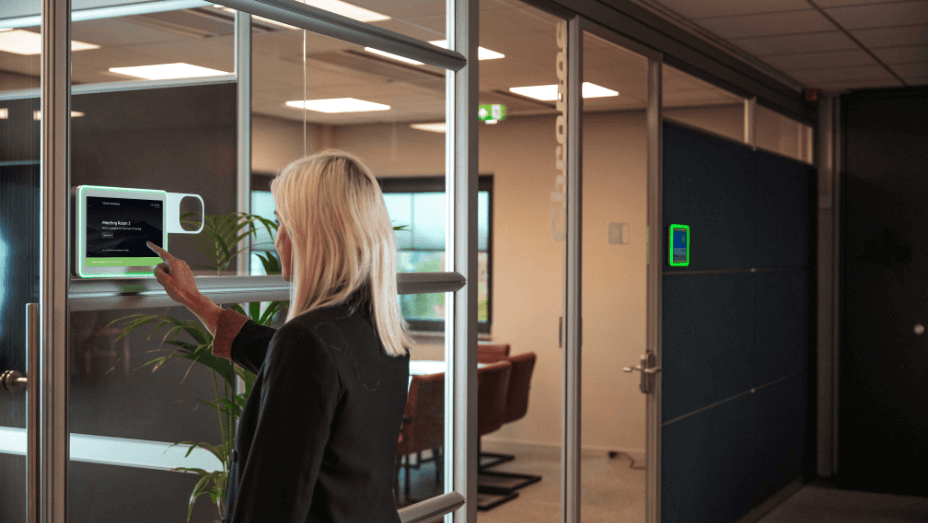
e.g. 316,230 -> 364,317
478,104 -> 506,121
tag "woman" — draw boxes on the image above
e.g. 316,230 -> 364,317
148,150 -> 412,523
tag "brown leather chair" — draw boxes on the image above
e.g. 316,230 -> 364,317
477,343 -> 510,363
396,372 -> 444,502
475,360 -> 519,510
478,352 -> 542,494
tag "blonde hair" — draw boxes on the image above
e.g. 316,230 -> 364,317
271,150 -> 412,357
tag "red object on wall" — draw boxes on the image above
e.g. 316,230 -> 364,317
804,88 -> 821,102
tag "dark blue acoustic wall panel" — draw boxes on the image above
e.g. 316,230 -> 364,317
661,121 -> 814,523
754,149 -> 815,269
754,269 -> 810,386
662,121 -> 756,272
662,273 -> 755,422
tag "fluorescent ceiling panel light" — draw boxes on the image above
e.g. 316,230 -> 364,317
108,63 -> 230,80
286,98 -> 390,113
363,47 -> 422,65
300,0 -> 389,22
410,122 -> 446,133
509,82 -> 619,101
0,29 -> 99,55
0,108 -> 7,119
429,40 -> 504,60
33,110 -> 85,120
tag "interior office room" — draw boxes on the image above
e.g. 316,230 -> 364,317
0,0 -> 926,522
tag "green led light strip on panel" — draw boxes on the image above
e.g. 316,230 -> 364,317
668,224 -> 690,267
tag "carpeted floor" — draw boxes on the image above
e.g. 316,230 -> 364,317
757,484 -> 928,523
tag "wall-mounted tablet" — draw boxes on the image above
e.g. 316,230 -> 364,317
73,185 -> 203,278
668,224 -> 690,267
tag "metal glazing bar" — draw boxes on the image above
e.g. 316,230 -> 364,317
40,0 -> 71,519
235,11 -> 252,277
0,75 -> 238,102
744,96 -> 757,150
212,0 -> 466,71
0,0 -> 209,29
26,303 -> 39,523
563,16 -> 582,523
646,56 -> 663,523
447,0 -> 478,520
831,96 -> 842,474
398,492 -> 465,523
68,272 -> 467,311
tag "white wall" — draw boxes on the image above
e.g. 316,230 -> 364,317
251,105 -> 744,457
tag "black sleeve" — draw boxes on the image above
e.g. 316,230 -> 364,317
229,320 -> 278,375
230,323 -> 341,523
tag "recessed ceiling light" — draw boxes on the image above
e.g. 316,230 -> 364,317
0,108 -> 8,119
429,40 -> 505,60
300,0 -> 389,22
286,98 -> 390,113
0,29 -> 99,55
509,82 -> 619,101
108,63 -> 230,80
33,110 -> 85,120
363,47 -> 422,65
410,122 -> 446,133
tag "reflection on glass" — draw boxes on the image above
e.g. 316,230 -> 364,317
756,104 -> 814,164
663,64 -> 744,143
398,292 -> 447,508
70,8 -> 234,87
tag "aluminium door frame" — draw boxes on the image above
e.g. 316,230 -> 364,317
563,16 -> 663,523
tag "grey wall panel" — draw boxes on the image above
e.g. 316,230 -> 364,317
663,121 -> 756,272
662,272 -> 755,422
753,270 -> 810,386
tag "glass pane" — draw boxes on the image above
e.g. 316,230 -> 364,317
756,104 -> 814,164
581,30 -> 649,523
251,24 -> 447,273
663,64 -> 745,143
71,7 -> 234,88
397,292 -> 449,508
474,0 -> 563,519
0,0 -> 41,519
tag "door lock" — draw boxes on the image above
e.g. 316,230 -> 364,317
623,352 -> 661,394
1,369 -> 27,393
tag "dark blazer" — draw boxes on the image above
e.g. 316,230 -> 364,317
223,300 -> 410,523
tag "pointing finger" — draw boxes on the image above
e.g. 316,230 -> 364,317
146,241 -> 174,261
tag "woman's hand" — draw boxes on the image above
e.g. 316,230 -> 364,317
147,241 -> 223,336
147,241 -> 200,307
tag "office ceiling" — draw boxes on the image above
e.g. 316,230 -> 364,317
3,0 -> 922,126
627,0 -> 928,92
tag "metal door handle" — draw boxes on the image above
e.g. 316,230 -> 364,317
1,369 -> 27,392
623,353 -> 660,394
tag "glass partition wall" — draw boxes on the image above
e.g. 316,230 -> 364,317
0,0 -> 475,522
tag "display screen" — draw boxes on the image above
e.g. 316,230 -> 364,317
672,229 -> 688,263
86,196 -> 163,267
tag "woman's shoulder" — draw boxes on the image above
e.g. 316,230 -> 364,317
277,303 -> 377,352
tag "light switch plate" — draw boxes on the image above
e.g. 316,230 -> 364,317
609,222 -> 629,245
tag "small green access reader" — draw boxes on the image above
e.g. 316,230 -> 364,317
668,224 -> 690,267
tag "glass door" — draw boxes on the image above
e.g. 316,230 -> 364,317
0,0 -> 42,519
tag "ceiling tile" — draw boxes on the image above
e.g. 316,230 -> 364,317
891,61 -> 928,76
903,75 -> 928,85
871,45 -> 928,63
762,48 -> 878,70
796,63 -> 896,82
696,10 -> 836,39
731,31 -> 859,55
825,1 -> 928,30
852,23 -> 928,48
812,0 -> 917,7
649,0 -> 810,20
